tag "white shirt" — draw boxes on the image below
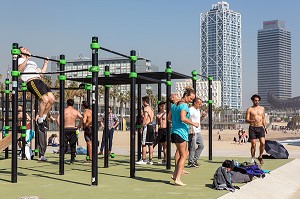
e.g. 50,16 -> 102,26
18,58 -> 40,82
189,106 -> 201,134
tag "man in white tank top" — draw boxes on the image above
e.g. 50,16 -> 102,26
18,47 -> 55,134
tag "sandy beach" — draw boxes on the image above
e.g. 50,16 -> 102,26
46,128 -> 300,159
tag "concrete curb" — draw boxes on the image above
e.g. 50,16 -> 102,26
219,159 -> 300,199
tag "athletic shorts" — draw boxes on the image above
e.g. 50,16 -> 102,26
27,79 -> 51,100
84,126 -> 92,142
171,133 -> 185,143
64,127 -> 78,145
157,128 -> 167,143
248,126 -> 265,140
142,124 -> 154,145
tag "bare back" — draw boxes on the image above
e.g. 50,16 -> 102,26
246,105 -> 265,127
83,109 -> 92,128
143,106 -> 154,126
64,106 -> 83,128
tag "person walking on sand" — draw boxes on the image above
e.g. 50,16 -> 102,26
57,99 -> 83,164
246,94 -> 268,165
99,106 -> 119,155
168,87 -> 199,186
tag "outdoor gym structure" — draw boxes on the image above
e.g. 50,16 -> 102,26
6,36 -> 213,186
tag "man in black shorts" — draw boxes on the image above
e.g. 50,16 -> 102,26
57,99 -> 83,164
246,94 -> 268,165
136,96 -> 154,165
154,101 -> 167,164
18,47 -> 55,132
82,101 -> 92,163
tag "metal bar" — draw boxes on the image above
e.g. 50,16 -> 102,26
21,52 -> 60,63
20,68 -> 88,75
11,43 -> 19,183
166,61 -> 172,170
137,84 -> 142,161
21,85 -> 26,159
208,77 -> 213,160
130,50 -> 136,178
157,83 -> 162,160
4,79 -> 10,159
104,65 -> 110,168
59,54 -> 66,175
91,37 -> 99,186
100,47 -> 131,59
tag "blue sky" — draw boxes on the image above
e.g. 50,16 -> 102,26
0,0 -> 299,110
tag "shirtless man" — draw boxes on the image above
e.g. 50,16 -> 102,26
154,101 -> 167,163
246,94 -> 268,165
57,99 -> 83,164
136,96 -> 155,165
82,101 -> 92,162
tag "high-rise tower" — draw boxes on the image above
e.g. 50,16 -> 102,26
257,20 -> 291,107
200,1 -> 242,109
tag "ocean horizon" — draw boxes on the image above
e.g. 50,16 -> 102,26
279,139 -> 300,147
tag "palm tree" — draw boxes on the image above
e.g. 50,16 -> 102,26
109,85 -> 119,114
117,92 -> 128,117
146,88 -> 158,111
0,74 -> 4,92
123,91 -> 130,116
233,109 -> 239,122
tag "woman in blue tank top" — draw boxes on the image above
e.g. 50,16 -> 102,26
168,87 -> 199,186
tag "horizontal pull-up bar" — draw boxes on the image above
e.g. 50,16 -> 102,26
21,52 -> 61,63
100,47 -> 144,61
100,47 -> 131,59
21,68 -> 88,75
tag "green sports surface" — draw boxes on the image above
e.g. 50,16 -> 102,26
0,153 -> 291,199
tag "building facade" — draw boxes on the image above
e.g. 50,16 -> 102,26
175,80 -> 222,107
257,20 -> 291,107
200,1 -> 242,109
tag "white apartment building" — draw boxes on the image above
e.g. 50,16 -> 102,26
175,80 -> 222,107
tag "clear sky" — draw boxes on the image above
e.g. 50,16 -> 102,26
0,0 -> 299,110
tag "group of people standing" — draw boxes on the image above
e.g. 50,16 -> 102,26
17,46 -> 268,187
136,87 -> 207,186
17,46 -> 119,164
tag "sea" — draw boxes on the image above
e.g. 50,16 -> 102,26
278,139 -> 300,147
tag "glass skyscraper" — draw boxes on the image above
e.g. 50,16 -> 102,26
257,20 -> 291,107
200,2 -> 242,109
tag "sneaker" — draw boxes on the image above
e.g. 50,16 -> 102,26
187,162 -> 195,168
147,160 -> 153,165
250,157 -> 255,164
161,160 -> 167,164
38,156 -> 47,161
187,162 -> 198,168
194,161 -> 199,167
136,159 -> 147,165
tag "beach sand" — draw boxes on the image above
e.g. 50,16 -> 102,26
46,128 -> 300,159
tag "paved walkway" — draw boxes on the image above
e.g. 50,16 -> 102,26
219,159 -> 300,199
